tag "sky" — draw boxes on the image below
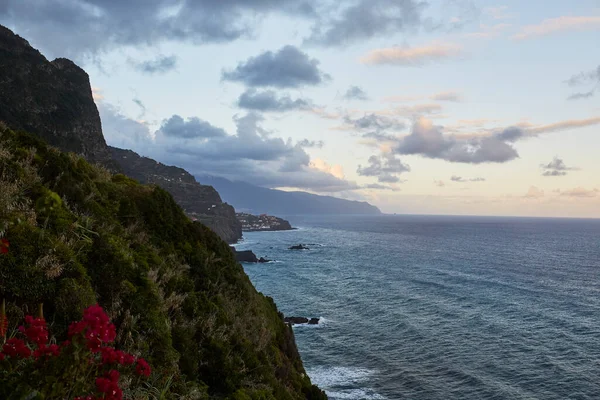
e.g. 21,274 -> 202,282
2,0 -> 599,217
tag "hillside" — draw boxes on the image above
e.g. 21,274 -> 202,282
199,176 -> 382,216
0,24 -> 242,244
110,147 -> 242,243
0,125 -> 325,399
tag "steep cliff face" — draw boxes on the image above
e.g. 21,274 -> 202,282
110,146 -> 243,243
0,25 -> 113,167
0,24 -> 242,244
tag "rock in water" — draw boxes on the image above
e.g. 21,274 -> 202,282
258,257 -> 272,263
284,317 -> 309,325
308,318 -> 320,325
289,244 -> 310,250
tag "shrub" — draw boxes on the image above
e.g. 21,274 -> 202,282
0,304 -> 152,400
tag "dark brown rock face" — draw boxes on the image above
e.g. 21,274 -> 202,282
111,146 -> 242,243
0,25 -> 114,168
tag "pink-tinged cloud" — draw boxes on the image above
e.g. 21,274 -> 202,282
559,187 -> 598,198
524,186 -> 544,199
360,43 -> 462,66
512,16 -> 600,40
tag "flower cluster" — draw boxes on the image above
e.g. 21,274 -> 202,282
2,338 -> 31,359
95,370 -> 122,400
0,304 -> 152,400
69,304 -> 117,352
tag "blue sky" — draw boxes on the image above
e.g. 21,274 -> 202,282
2,0 -> 599,217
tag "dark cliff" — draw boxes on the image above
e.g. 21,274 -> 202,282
110,146 -> 242,243
0,25 -> 113,167
0,24 -> 241,244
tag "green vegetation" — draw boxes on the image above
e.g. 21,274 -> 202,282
0,124 -> 326,399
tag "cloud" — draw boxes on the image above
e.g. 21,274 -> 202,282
512,16 -> 600,40
394,117 -> 519,163
565,65 -> 600,86
360,42 -> 462,66
559,187 -> 598,198
540,156 -> 576,177
237,89 -> 312,112
565,65 -> 599,100
434,180 -> 445,187
0,0 -> 315,60
343,86 -> 369,101
158,115 -> 227,139
298,139 -> 324,148
132,98 -> 147,118
97,102 -> 153,149
567,91 -> 595,100
344,114 -> 406,132
430,91 -> 462,102
450,176 -> 486,182
357,153 -> 410,183
130,55 -> 177,74
305,0 -> 427,46
364,183 -> 400,191
309,158 -> 345,179
524,186 -> 544,199
222,45 -> 329,88
101,106 -> 358,193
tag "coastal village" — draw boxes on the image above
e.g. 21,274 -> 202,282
236,213 -> 293,231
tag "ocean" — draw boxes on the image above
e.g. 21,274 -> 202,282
234,215 -> 600,400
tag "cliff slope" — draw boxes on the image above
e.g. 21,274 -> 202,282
0,24 -> 241,244
110,146 -> 242,243
0,127 -> 325,398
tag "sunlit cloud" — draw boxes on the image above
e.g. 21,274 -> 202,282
512,16 -> 600,40
360,43 -> 462,66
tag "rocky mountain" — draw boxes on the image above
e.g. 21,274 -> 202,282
110,146 -> 242,243
0,24 -> 241,243
200,175 -> 382,215
0,25 -> 114,168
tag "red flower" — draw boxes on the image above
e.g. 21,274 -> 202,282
135,357 -> 151,377
2,338 -> 31,359
19,316 -> 48,347
96,370 -> 123,400
0,352 -> 5,361
33,343 -> 60,359
0,238 -> 8,254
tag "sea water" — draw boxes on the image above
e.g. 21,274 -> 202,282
236,215 -> 600,400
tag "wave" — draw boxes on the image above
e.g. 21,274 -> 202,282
306,366 -> 386,400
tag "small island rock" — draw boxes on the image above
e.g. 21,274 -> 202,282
289,244 -> 309,250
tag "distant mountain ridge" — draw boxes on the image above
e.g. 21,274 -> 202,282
110,147 -> 242,243
199,175 -> 382,215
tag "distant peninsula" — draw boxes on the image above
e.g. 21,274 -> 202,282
237,213 -> 294,232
